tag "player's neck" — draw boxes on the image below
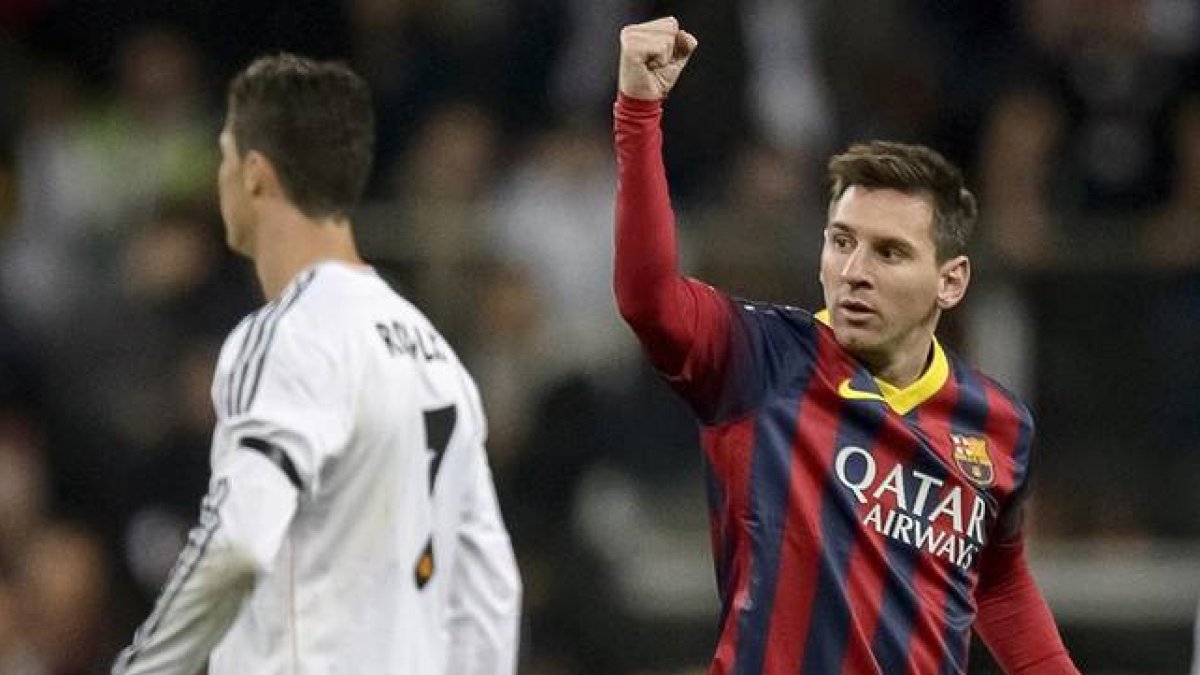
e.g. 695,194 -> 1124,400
865,329 -> 936,389
251,208 -> 364,301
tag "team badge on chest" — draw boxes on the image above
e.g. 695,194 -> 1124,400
950,433 -> 994,488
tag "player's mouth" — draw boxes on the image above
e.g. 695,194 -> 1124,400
837,298 -> 876,323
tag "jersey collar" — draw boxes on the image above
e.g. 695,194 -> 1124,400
815,308 -> 949,415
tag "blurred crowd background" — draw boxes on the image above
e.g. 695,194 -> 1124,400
0,0 -> 1197,673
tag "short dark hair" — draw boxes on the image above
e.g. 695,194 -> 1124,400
827,141 -> 977,261
227,53 -> 374,219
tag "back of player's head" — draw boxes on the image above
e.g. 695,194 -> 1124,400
226,54 -> 374,220
827,141 -> 977,262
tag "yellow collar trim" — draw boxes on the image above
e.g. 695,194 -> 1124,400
815,308 -> 949,415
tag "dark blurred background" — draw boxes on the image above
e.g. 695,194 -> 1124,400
0,0 -> 1197,673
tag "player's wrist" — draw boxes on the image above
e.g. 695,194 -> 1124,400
616,92 -> 663,114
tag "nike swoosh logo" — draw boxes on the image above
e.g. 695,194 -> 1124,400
838,379 -> 886,403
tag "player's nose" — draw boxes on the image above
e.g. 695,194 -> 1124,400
839,247 -> 871,285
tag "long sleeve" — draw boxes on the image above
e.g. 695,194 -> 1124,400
112,452 -> 299,674
616,94 -> 770,426
974,535 -> 1079,674
613,94 -> 731,380
445,444 -> 522,675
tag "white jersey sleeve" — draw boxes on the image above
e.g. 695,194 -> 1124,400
446,387 -> 522,675
110,456 -> 299,675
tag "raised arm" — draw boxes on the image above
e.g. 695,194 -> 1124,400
613,18 -> 731,383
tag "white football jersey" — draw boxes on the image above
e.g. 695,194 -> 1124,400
113,261 -> 521,675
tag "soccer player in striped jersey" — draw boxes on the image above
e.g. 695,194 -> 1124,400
112,55 -> 521,675
613,18 -> 1079,674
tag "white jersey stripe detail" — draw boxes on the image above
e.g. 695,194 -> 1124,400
228,277 -> 301,416
225,311 -> 270,417
113,479 -> 230,673
237,269 -> 317,414
230,303 -> 285,415
227,269 -> 317,416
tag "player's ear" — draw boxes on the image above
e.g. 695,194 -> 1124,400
242,150 -> 280,199
936,255 -> 970,310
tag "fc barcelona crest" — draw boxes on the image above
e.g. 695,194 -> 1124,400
950,434 -> 994,488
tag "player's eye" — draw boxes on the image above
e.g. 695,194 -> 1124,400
878,245 -> 908,263
830,233 -> 854,251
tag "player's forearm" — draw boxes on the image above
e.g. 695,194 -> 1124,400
447,459 -> 522,675
613,93 -> 698,370
112,480 -> 258,675
445,552 -> 521,675
114,455 -> 299,675
447,581 -> 521,675
974,540 -> 1079,674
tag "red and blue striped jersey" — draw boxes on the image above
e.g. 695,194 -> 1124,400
613,93 -> 1077,674
691,299 -> 1029,675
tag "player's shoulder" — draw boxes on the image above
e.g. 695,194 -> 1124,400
256,266 -> 328,338
215,268 -> 323,364
982,370 -> 1032,424
282,263 -> 359,315
730,297 -> 807,316
730,298 -> 818,330
223,265 -> 363,357
948,348 -> 1035,429
728,297 -> 826,354
273,262 -> 404,330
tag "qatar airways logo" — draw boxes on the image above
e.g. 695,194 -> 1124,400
835,446 -> 988,571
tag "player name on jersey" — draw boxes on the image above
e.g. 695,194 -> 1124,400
836,445 -> 987,571
375,320 -> 447,362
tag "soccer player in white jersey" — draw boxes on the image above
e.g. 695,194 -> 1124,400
112,54 -> 521,675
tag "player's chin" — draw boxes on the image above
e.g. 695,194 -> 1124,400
832,323 -> 885,355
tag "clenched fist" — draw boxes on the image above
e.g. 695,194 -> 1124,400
618,17 -> 699,101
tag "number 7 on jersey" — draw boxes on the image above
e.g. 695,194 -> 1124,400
414,405 -> 457,589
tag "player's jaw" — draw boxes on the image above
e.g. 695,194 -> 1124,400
822,276 -> 942,373
218,194 -> 253,258
217,127 -> 255,257
830,296 -> 936,365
